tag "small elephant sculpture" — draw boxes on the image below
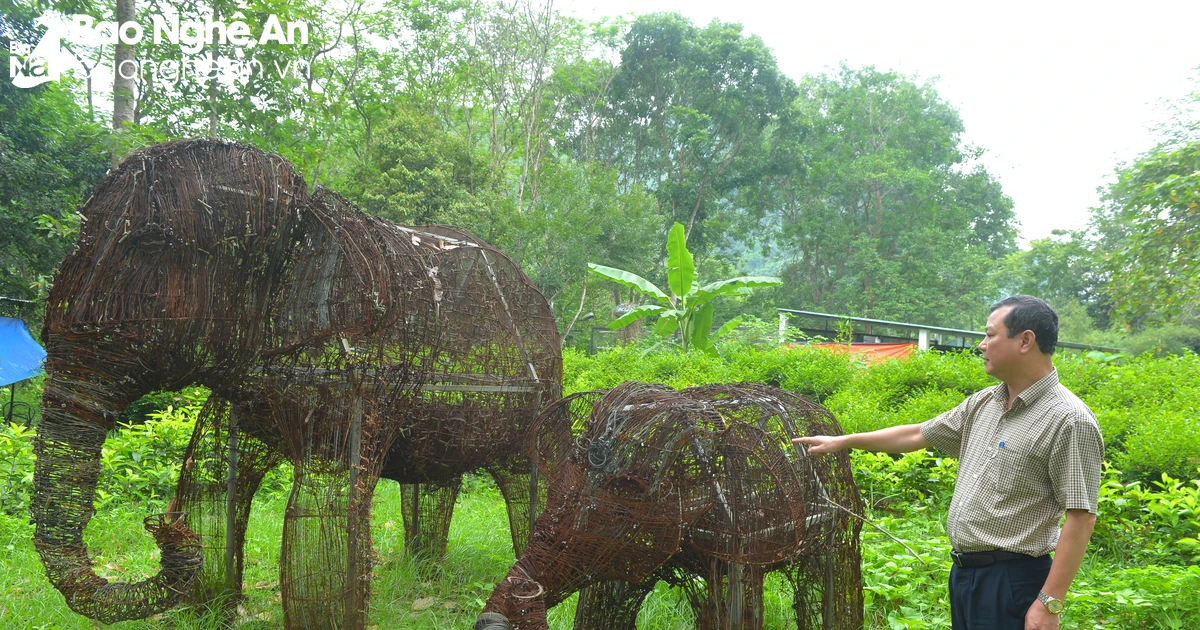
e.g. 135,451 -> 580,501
32,139 -> 561,628
477,381 -> 864,630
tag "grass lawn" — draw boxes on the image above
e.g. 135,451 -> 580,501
2,477 -> 1197,628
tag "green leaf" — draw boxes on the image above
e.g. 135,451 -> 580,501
691,276 -> 783,307
588,263 -> 669,301
653,314 -> 679,337
690,301 -> 714,350
665,222 -> 695,298
606,304 -> 666,330
710,315 -> 744,343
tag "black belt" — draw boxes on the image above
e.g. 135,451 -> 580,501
950,550 -> 1039,568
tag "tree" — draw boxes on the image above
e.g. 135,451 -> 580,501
994,231 -> 1110,325
594,13 -> 796,253
766,65 -> 1016,328
351,105 -> 493,226
0,5 -> 108,309
498,159 -> 660,322
1101,140 -> 1200,327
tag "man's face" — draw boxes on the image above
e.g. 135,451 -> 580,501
979,306 -> 1026,379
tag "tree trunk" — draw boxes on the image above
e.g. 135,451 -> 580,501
112,0 -> 136,166
208,4 -> 220,137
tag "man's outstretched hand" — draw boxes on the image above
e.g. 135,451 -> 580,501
792,435 -> 849,456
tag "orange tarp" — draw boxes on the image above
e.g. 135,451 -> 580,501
787,343 -> 917,363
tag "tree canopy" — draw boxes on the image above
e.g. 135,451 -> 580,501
4,1 -> 1193,350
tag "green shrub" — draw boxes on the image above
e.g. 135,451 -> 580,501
1123,325 -> 1200,357
774,347 -> 857,402
842,349 -> 991,408
565,345 -> 1200,482
1092,464 -> 1200,565
826,387 -> 966,435
851,449 -> 958,511
1117,410 -> 1200,481
116,385 -> 209,425
97,404 -> 202,508
0,422 -> 35,514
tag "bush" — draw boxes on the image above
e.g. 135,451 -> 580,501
1092,464 -> 1200,565
565,345 -> 1200,483
826,387 -> 967,435
1117,410 -> 1200,481
116,385 -> 209,425
1123,325 -> 1200,357
0,422 -> 34,514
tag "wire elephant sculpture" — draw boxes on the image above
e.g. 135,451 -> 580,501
476,381 -> 865,630
32,139 -> 561,628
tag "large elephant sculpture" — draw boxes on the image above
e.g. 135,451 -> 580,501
32,139 -> 561,628
476,382 -> 864,630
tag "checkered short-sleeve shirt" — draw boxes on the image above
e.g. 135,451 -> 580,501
919,369 -> 1104,556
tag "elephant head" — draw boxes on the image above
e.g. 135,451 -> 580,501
33,139 -> 309,623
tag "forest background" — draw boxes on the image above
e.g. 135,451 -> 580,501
2,0 -> 1199,352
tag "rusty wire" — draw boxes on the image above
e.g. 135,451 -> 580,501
483,381 -> 864,630
33,139 -> 561,627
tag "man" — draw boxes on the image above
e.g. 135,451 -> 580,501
795,295 -> 1103,630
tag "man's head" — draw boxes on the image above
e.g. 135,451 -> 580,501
979,295 -> 1058,379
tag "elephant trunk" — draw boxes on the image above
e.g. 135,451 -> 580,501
32,373 -> 202,624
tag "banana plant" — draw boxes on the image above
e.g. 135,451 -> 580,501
588,222 -> 782,354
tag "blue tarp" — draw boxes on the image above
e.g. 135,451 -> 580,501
0,317 -> 46,387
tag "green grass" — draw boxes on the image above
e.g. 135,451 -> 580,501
3,477 -> 1197,629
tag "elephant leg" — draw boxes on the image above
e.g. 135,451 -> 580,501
487,455 -> 543,557
572,580 -> 652,630
400,478 -> 462,561
685,559 -> 765,630
174,398 -> 282,609
280,459 -> 378,629
787,519 -> 864,630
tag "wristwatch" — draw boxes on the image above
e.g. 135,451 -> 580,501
1037,591 -> 1064,614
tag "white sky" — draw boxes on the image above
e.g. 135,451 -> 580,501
558,0 -> 1200,243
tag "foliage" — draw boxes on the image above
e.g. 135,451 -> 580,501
764,65 -> 1015,329
1093,464 -> 1200,564
595,13 -> 797,254
492,159 -> 661,323
1102,140 -> 1200,327
0,41 -> 107,304
566,345 -> 1200,483
589,222 -> 781,354
350,105 -> 494,226
1122,324 -> 1200,357
994,230 -> 1115,332
116,386 -> 210,426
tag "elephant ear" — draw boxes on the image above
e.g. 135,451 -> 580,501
529,391 -> 604,480
687,422 -> 806,565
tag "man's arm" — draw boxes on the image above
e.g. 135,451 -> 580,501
793,423 -> 929,455
1025,509 -> 1096,629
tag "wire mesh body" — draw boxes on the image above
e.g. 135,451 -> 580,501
482,382 -> 864,630
32,139 -> 561,627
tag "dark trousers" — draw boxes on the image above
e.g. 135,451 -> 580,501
949,553 -> 1052,630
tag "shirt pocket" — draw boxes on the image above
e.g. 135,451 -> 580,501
988,446 -> 1044,501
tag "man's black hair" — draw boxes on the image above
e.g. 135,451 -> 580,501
990,295 -> 1058,354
